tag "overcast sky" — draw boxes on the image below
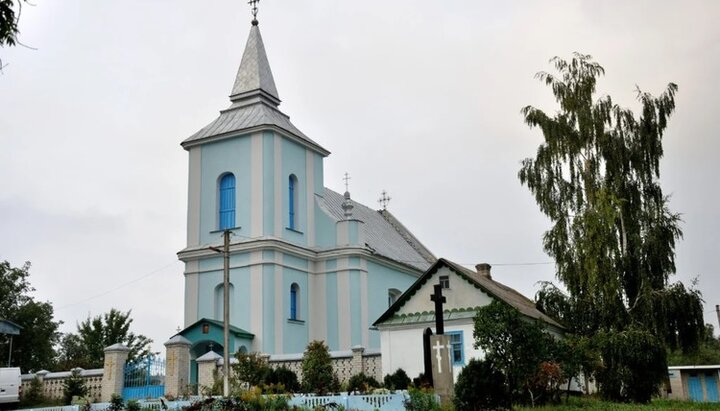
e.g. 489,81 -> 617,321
1,1 -> 719,354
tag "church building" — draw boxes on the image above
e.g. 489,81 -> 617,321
175,11 -> 435,381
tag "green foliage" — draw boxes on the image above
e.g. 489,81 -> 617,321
473,300 -> 558,402
404,387 -> 441,411
126,399 -> 141,411
265,367 -> 299,393
347,373 -> 380,394
595,328 -> 668,403
301,340 -> 339,395
453,358 -> 510,411
20,376 -> 47,406
0,260 -> 61,372
667,324 -> 720,366
108,393 -> 124,411
59,308 -> 153,369
521,53 -> 707,402
516,396 -> 720,410
62,369 -> 88,405
383,368 -> 410,390
186,393 -> 290,411
233,352 -> 271,387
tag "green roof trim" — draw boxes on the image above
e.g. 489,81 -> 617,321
178,318 -> 255,340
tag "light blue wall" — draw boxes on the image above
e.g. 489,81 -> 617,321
282,263 -> 308,353
281,139 -> 307,244
324,266 -> 338,350
349,270 -> 362,346
197,254 -> 252,332
314,202 -> 337,247
262,131 -> 275,236
366,260 -> 418,348
199,137 -> 252,245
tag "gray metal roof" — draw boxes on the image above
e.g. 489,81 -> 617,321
230,25 -> 279,101
320,189 -> 436,271
182,23 -> 329,156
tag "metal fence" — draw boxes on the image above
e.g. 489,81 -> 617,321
122,355 -> 166,400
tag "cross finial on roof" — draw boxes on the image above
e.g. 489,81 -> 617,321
343,172 -> 351,193
248,0 -> 259,25
378,190 -> 391,210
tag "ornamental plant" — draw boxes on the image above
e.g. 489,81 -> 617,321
300,340 -> 339,395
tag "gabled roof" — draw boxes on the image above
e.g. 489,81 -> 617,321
182,23 -> 329,156
178,318 -> 254,339
0,319 -> 22,335
373,258 -> 563,329
320,188 -> 436,271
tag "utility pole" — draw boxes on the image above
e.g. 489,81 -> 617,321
210,230 -> 231,396
222,230 -> 230,397
716,304 -> 719,331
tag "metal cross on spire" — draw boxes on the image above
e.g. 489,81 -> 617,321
343,172 -> 351,193
378,190 -> 391,210
248,0 -> 260,25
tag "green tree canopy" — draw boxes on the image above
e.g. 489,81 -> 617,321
57,309 -> 152,369
0,0 -> 28,69
0,260 -> 61,372
521,53 -> 705,401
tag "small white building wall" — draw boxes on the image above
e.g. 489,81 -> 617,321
379,320 -> 482,382
397,266 -> 493,316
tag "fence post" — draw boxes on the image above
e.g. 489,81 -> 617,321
164,335 -> 192,399
196,351 -> 222,394
351,346 -> 365,377
101,343 -> 130,402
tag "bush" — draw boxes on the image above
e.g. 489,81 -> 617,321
62,369 -> 88,405
233,352 -> 272,387
126,399 -> 141,411
383,368 -> 411,390
21,376 -> 46,406
405,387 -> 441,411
266,367 -> 299,393
301,340 -> 339,395
108,393 -> 124,411
454,358 -> 510,411
595,329 -> 667,403
411,372 -> 432,389
347,373 -> 380,394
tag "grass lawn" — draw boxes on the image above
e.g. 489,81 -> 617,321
516,397 -> 720,410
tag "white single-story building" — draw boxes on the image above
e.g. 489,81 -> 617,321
668,365 -> 720,402
373,258 -> 564,381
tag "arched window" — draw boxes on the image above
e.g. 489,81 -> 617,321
218,173 -> 236,230
214,283 -> 234,321
288,174 -> 298,230
290,283 -> 300,320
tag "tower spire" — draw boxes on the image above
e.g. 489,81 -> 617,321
229,0 -> 279,106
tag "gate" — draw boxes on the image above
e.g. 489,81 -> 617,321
122,355 -> 165,400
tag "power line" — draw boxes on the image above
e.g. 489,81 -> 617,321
56,261 -> 181,310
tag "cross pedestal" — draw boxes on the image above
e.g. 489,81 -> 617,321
429,334 -> 454,403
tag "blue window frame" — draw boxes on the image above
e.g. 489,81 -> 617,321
290,283 -> 299,320
288,175 -> 298,230
218,173 -> 236,230
447,331 -> 464,365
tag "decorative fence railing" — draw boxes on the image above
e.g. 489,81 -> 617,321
12,393 -> 409,411
122,355 -> 166,400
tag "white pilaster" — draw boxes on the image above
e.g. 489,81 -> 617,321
250,251 -> 263,351
337,257 -> 351,349
274,253 -> 284,354
306,150 -> 315,246
184,260 -> 199,327
360,258 -> 369,347
187,147 -> 201,246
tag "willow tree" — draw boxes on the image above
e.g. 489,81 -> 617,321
519,54 -> 704,396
